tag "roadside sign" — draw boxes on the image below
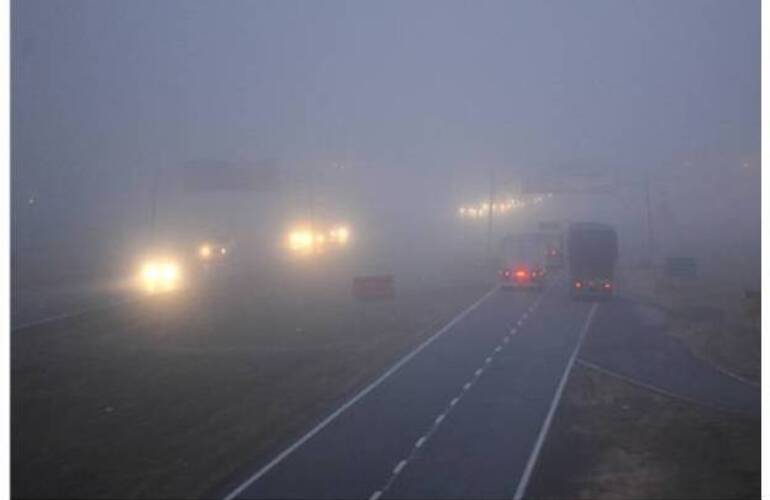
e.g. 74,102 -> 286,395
665,257 -> 697,280
352,275 -> 395,301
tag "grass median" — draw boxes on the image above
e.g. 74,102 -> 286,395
12,263 -> 492,499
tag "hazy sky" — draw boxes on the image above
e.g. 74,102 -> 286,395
11,0 -> 760,258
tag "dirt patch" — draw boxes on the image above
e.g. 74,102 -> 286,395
526,365 -> 760,500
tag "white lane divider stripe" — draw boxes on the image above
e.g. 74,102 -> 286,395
370,491 -> 382,500
512,303 -> 599,500
366,289 -> 550,500
221,286 -> 499,500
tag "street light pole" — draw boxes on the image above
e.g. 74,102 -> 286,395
486,168 -> 495,262
644,170 -> 655,268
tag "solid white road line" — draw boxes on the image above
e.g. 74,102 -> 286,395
221,286 -> 499,500
512,303 -> 599,500
369,491 -> 382,500
368,286 -> 547,500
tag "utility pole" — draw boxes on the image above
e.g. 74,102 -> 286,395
150,167 -> 159,243
644,170 -> 655,269
486,168 -> 495,262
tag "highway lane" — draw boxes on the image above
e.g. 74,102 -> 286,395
225,277 -> 597,500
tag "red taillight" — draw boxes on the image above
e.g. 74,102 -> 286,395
604,282 -> 612,289
575,281 -> 582,288
515,270 -> 528,278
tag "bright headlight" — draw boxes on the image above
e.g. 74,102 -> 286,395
288,229 -> 314,252
329,225 -> 350,244
139,259 -> 180,292
161,263 -> 178,282
142,263 -> 159,281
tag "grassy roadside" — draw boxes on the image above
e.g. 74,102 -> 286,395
526,365 -> 760,500
12,266 -> 493,499
618,265 -> 760,384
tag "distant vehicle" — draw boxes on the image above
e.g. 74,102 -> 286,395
197,241 -> 230,263
136,253 -> 184,294
537,221 -> 565,270
567,222 -> 618,299
499,233 -> 546,290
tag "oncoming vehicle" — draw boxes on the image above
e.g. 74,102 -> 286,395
499,233 -> 546,290
197,241 -> 230,263
567,222 -> 618,299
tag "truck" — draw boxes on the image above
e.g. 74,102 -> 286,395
567,222 -> 618,299
499,233 -> 546,290
537,221 -> 565,270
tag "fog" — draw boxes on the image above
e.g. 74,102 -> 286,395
11,0 -> 759,288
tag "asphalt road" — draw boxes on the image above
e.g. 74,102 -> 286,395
224,277 -> 597,500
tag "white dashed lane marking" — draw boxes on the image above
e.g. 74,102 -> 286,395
366,289 -> 550,500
